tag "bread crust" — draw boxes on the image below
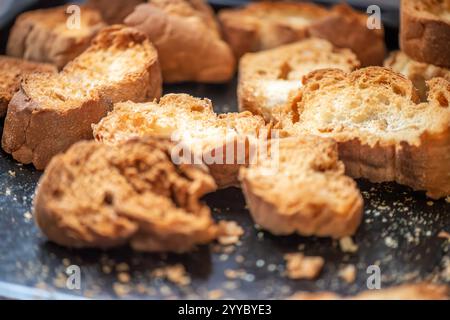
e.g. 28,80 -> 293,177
239,137 -> 363,238
125,0 -> 235,83
238,38 -> 360,121
0,56 -> 56,118
219,2 -> 386,66
34,138 -> 218,252
2,25 -> 162,170
7,5 -> 106,69
284,67 -> 450,199
86,0 -> 144,24
400,0 -> 450,68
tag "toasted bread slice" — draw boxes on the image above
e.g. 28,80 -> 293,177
291,283 -> 449,300
385,51 -> 450,100
238,38 -> 360,121
0,56 -> 56,118
2,25 -> 162,170
239,136 -> 363,238
282,67 -> 450,199
7,5 -> 106,69
400,0 -> 450,68
34,137 -> 218,252
125,0 -> 235,83
219,2 -> 386,66
93,94 -> 266,188
86,0 -> 144,24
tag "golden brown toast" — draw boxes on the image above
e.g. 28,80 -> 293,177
0,56 -> 56,118
2,25 -> 162,170
219,2 -> 386,66
34,137 -> 218,252
93,94 -> 266,188
282,67 -> 450,199
238,38 -> 360,121
7,5 -> 106,69
239,136 -> 363,238
125,0 -> 235,83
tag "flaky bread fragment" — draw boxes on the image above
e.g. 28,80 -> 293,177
93,94 -> 266,188
7,5 -> 106,69
282,67 -> 450,199
34,137 -> 218,252
400,0 -> 450,68
0,56 -> 56,118
385,51 -> 450,100
290,283 -> 449,300
219,2 -> 386,66
238,38 -> 360,121
239,136 -> 363,238
86,0 -> 144,24
125,0 -> 235,83
2,25 -> 162,170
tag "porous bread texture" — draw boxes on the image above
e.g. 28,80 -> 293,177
34,138 -> 218,252
7,5 -> 106,69
282,67 -> 450,199
218,2 -> 386,66
290,283 -> 449,300
86,0 -> 145,24
93,94 -> 267,188
125,0 -> 235,83
2,25 -> 162,170
0,56 -> 56,118
238,38 -> 360,121
239,136 -> 363,238
400,0 -> 450,68
385,51 -> 450,100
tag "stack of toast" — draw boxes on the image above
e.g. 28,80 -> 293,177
0,0 -> 449,299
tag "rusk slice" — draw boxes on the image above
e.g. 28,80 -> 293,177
86,0 -> 144,24
239,137 -> 363,238
34,138 -> 218,252
125,0 -> 235,83
385,50 -> 450,100
238,38 -> 360,121
7,5 -> 106,69
0,56 -> 56,118
219,2 -> 386,66
283,67 -> 450,199
2,25 -> 162,170
400,0 -> 450,68
93,94 -> 266,188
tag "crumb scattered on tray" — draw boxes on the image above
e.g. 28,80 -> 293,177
437,230 -> 450,240
446,196 -> 450,204
207,289 -> 224,299
113,283 -> 131,297
339,237 -> 358,253
338,264 -> 356,283
23,211 -> 32,221
8,170 -> 16,177
117,272 -> 131,283
151,264 -> 191,286
116,262 -> 130,272
284,253 -> 324,280
217,220 -> 244,245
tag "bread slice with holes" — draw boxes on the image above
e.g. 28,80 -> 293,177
2,25 -> 162,170
93,94 -> 267,188
385,50 -> 450,100
281,67 -> 450,199
239,136 -> 363,238
238,38 -> 360,121
400,0 -> 450,68
0,56 -> 56,118
34,137 -> 218,252
219,2 -> 386,66
7,5 -> 106,69
125,0 -> 235,83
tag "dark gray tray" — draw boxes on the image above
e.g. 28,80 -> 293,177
0,3 -> 448,300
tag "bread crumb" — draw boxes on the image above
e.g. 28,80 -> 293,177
338,264 -> 356,283
437,230 -> 450,240
117,272 -> 130,283
339,237 -> 358,253
284,253 -> 324,280
116,262 -> 130,272
208,289 -> 224,299
152,264 -> 191,286
217,220 -> 244,245
426,201 -> 434,206
102,265 -> 112,274
23,211 -> 32,220
8,170 -> 16,177
445,196 -> 450,204
113,283 -> 131,296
